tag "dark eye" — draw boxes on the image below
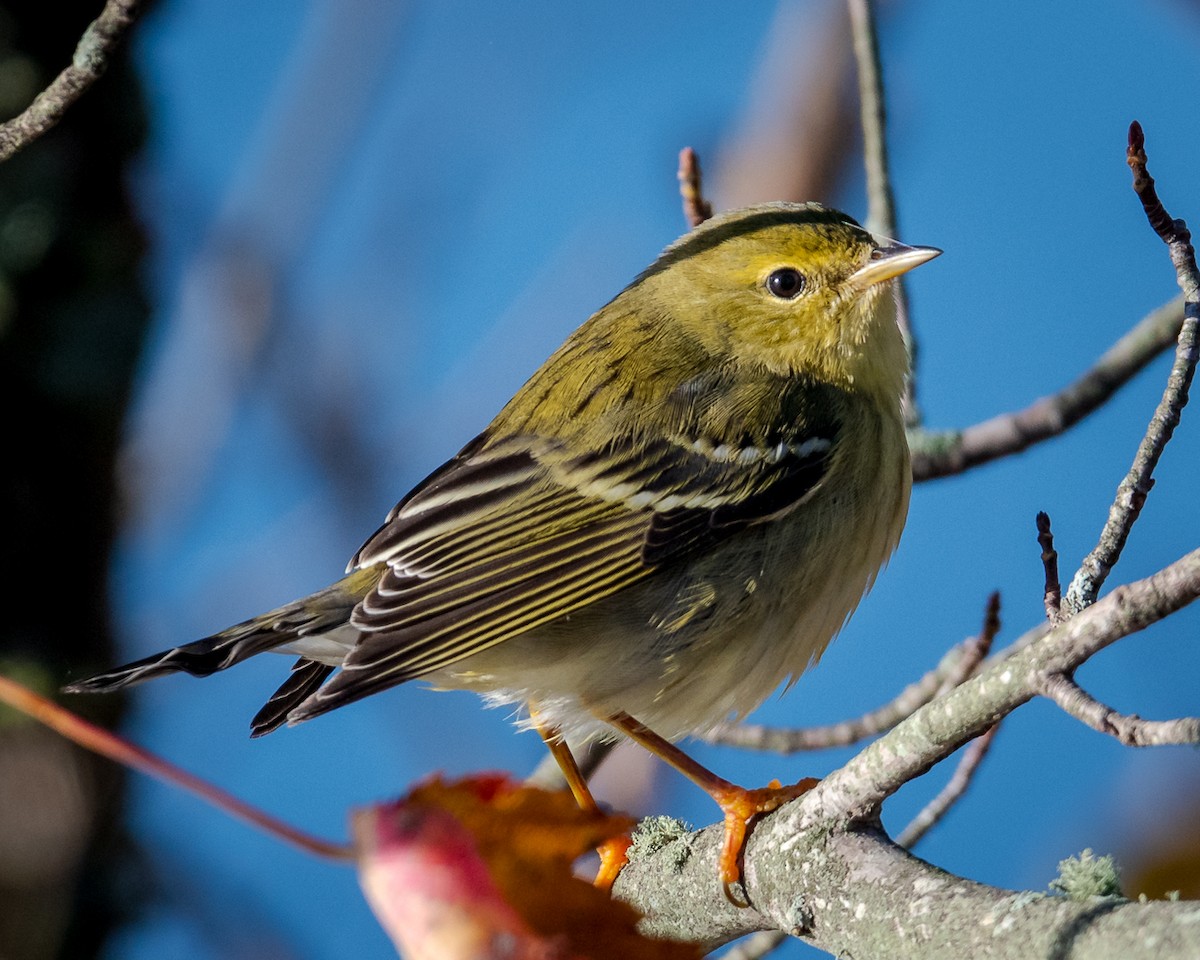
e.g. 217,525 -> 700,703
766,268 -> 806,299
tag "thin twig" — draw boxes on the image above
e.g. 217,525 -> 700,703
0,0 -> 143,163
1038,672 -> 1200,747
1063,124 -> 1200,614
0,673 -> 353,861
846,0 -> 897,240
797,546 -> 1200,826
707,612 -> 996,754
1036,512 -> 1063,623
678,147 -> 714,228
911,294 -> 1187,481
846,0 -> 920,427
890,597 -> 1002,848
895,723 -> 1000,849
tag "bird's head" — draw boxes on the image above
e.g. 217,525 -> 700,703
639,202 -> 940,399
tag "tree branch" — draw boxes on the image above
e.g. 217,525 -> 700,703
894,722 -> 999,849
846,0 -> 921,428
0,0 -> 143,163
616,548 -> 1200,951
706,596 -> 995,754
678,147 -> 713,228
1064,123 -> 1200,613
910,295 -> 1186,481
1037,511 -> 1064,623
628,820 -> 1200,958
1038,673 -> 1200,747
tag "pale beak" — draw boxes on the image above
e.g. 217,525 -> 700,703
848,239 -> 942,289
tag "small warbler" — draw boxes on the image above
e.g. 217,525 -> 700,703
69,202 -> 938,900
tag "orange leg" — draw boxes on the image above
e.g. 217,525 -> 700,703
606,711 -> 817,907
530,710 -> 632,892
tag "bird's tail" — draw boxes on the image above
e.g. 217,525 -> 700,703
64,565 -> 382,694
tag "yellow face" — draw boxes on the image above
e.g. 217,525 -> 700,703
639,203 -> 935,394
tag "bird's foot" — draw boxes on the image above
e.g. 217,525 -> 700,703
712,777 -> 820,907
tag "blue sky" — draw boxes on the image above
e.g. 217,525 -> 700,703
103,2 -> 1200,957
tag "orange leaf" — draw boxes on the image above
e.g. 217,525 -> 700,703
355,774 -> 700,960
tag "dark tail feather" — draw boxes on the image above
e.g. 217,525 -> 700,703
250,658 -> 335,738
63,620 -> 289,693
63,565 -> 384,697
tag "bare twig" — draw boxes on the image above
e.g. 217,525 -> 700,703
892,596 -> 1001,849
0,0 -> 143,163
707,610 -> 996,754
1063,124 -> 1200,614
800,547 -> 1200,823
1036,511 -> 1063,622
940,592 -> 1001,694
895,723 -> 999,849
0,673 -> 353,861
1038,672 -> 1200,747
910,294 -> 1186,481
678,147 -> 714,228
847,0 -> 920,428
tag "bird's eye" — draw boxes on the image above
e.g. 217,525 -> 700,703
766,268 -> 806,299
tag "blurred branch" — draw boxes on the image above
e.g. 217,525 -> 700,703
847,0 -> 920,427
847,0 -> 896,239
1064,122 -> 1200,614
0,0 -> 143,162
678,148 -> 713,227
715,930 -> 786,960
910,294 -> 1186,481
714,0 -> 856,208
0,674 -> 353,862
706,597 -> 995,754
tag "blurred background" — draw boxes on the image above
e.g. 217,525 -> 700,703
2,1 -> 1200,958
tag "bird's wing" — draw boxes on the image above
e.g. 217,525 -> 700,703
290,377 -> 842,720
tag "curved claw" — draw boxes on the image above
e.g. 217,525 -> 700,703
714,776 -> 820,908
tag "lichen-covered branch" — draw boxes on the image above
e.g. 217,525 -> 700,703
625,820 -> 1200,958
0,0 -> 143,163
616,548 -> 1200,952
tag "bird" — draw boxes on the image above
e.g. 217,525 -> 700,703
67,201 -> 939,902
